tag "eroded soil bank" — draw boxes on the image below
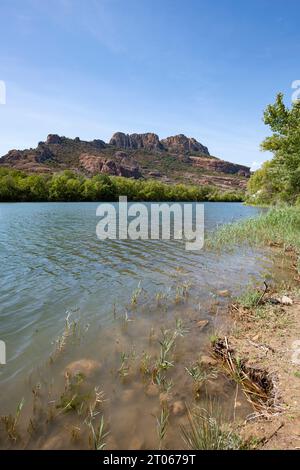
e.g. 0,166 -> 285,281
212,251 -> 300,449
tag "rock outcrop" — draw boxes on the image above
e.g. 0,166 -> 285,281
46,134 -> 63,145
110,132 -> 210,155
161,134 -> 210,155
190,156 -> 250,177
79,152 -> 141,179
110,132 -> 163,151
0,147 -> 55,172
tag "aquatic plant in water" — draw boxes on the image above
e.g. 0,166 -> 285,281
156,403 -> 169,450
1,398 -> 24,442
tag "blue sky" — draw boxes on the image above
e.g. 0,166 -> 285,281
0,0 -> 299,168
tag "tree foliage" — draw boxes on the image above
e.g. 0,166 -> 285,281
0,168 -> 244,203
247,93 -> 300,204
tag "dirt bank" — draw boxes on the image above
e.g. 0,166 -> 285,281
213,283 -> 300,449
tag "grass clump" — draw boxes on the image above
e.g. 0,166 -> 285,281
236,289 -> 263,309
185,363 -> 218,398
181,402 -> 250,450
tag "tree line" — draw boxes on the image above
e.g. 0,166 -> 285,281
0,168 -> 244,203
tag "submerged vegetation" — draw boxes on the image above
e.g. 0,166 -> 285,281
0,280 -> 250,450
0,167 -> 244,203
0,398 -> 25,443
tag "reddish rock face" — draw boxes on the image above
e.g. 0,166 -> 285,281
161,134 -> 210,155
190,156 -> 250,177
109,132 -> 163,151
110,132 -> 210,155
79,153 -> 141,178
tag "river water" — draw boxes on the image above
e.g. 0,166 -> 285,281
0,201 -> 276,449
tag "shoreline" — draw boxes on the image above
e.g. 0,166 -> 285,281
211,255 -> 300,449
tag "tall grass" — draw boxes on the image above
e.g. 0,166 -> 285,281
207,206 -> 300,266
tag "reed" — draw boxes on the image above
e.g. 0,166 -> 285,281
87,415 -> 109,450
207,206 -> 300,273
131,282 -> 143,306
156,403 -> 169,450
50,312 -> 85,362
1,398 -> 24,442
181,402 -> 247,450
118,352 -> 130,378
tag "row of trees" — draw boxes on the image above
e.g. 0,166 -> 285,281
0,168 -> 244,203
247,93 -> 300,205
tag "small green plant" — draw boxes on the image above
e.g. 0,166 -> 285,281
155,291 -> 167,305
154,371 -> 173,393
174,282 -> 191,303
131,282 -> 142,306
140,352 -> 152,376
185,363 -> 217,383
1,398 -> 25,442
294,371 -> 300,379
87,414 -> 109,450
56,372 -> 90,414
175,318 -> 189,337
157,328 -> 176,370
237,289 -> 262,308
209,333 -> 219,346
185,363 -> 218,398
253,306 -> 268,319
118,352 -> 130,377
156,403 -> 169,450
50,312 -> 85,362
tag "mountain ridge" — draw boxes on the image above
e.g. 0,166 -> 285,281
0,132 -> 250,191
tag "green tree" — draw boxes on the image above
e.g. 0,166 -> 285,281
247,93 -> 300,204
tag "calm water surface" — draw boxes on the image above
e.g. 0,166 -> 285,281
0,202 -> 265,388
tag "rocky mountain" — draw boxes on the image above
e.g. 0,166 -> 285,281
109,132 -> 164,152
0,132 -> 250,191
161,134 -> 209,155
